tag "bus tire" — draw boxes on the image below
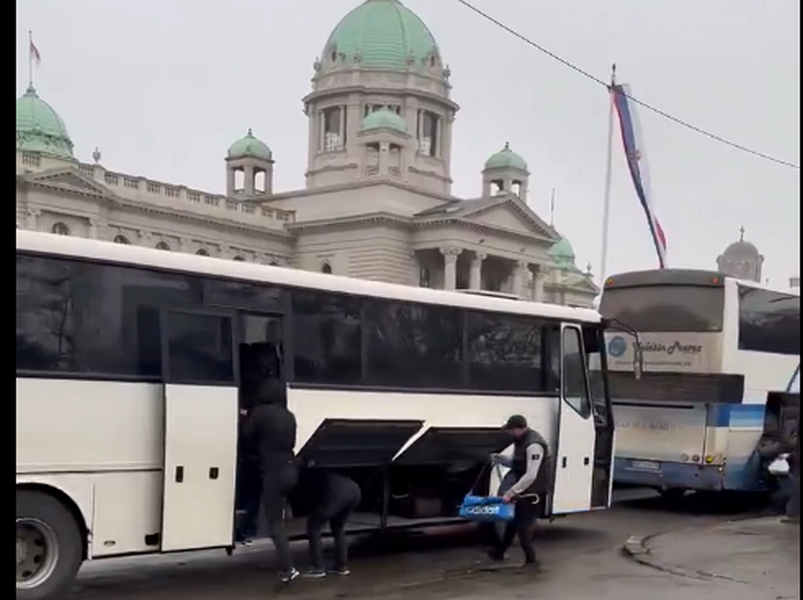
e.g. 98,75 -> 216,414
16,490 -> 83,600
657,487 -> 686,502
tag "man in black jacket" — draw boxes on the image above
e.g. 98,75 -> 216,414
488,414 -> 552,567
243,379 -> 300,582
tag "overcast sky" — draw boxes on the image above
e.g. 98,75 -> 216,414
16,0 -> 800,286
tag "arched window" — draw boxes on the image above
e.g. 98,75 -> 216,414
156,241 -> 171,251
196,248 -> 210,257
51,222 -> 70,236
233,255 -> 245,262
321,262 -> 333,274
113,235 -> 130,244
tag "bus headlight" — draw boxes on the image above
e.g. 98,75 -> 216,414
704,455 -> 714,464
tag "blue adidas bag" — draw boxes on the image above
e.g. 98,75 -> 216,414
458,462 -> 516,523
458,494 -> 515,523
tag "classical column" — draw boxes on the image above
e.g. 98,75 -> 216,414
410,250 -> 421,286
226,167 -> 236,196
469,251 -> 487,290
532,265 -> 547,302
24,208 -> 40,230
512,260 -> 528,298
88,218 -> 98,239
244,165 -> 255,196
440,247 -> 462,290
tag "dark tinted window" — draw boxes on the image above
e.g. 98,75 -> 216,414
562,326 -> 591,418
16,254 -> 201,377
292,291 -> 362,384
738,287 -> 799,355
600,285 -> 724,332
164,312 -> 234,383
466,312 -> 547,392
365,300 -> 463,388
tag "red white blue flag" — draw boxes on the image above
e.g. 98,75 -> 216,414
610,83 -> 668,269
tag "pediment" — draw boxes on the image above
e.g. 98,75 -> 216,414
25,168 -> 111,198
558,272 -> 600,294
458,196 -> 559,240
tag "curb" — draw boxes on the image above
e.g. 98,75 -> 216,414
621,519 -> 774,585
621,534 -> 708,581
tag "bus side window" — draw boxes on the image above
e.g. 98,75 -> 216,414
562,327 -> 592,419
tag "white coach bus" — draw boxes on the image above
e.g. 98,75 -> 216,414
17,231 -> 618,599
599,269 -> 799,497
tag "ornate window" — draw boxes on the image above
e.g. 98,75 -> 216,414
417,110 -> 440,157
320,106 -> 346,152
51,222 -> 70,236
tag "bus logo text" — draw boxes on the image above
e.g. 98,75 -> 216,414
636,341 -> 702,356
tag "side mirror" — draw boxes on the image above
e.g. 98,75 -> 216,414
633,344 -> 644,380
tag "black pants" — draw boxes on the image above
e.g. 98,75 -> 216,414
236,458 -> 262,538
785,473 -> 800,518
306,496 -> 359,571
262,462 -> 299,573
497,499 -> 538,563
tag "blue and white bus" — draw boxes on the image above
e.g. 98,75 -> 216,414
599,269 -> 799,497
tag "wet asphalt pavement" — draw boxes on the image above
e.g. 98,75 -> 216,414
67,489 -> 781,600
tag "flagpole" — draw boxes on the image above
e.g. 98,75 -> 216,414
598,63 -> 616,286
549,188 -> 556,227
28,30 -> 34,88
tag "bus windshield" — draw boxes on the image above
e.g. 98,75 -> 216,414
599,285 -> 725,333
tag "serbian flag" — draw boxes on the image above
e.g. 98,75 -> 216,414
30,36 -> 41,65
610,83 -> 668,269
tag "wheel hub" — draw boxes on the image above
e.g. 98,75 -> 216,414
16,518 -> 60,589
16,537 -> 27,564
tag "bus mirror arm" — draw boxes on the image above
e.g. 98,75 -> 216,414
633,342 -> 643,380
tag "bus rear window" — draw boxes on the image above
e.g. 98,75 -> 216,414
599,285 -> 725,332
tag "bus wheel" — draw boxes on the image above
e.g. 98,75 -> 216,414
16,490 -> 83,600
657,487 -> 687,502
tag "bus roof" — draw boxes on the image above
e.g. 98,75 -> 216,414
16,230 -> 602,323
604,268 -> 799,297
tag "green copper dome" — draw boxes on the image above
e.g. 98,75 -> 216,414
16,86 -> 74,159
362,109 -> 407,132
227,129 -> 272,160
549,236 -> 576,270
324,0 -> 440,72
484,142 -> 527,171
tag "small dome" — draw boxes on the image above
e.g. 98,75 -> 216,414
484,142 -> 527,171
323,0 -> 441,72
227,129 -> 272,160
549,236 -> 576,269
16,86 -> 74,159
722,239 -> 759,259
361,109 -> 407,133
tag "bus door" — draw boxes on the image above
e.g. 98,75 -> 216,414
585,326 -> 615,509
551,324 -> 596,514
159,309 -> 239,552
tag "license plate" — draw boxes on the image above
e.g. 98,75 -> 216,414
631,460 -> 661,471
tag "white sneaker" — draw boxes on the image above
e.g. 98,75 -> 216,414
280,567 -> 300,583
303,569 -> 327,579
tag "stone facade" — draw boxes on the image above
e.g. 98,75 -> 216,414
15,0 -> 598,308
